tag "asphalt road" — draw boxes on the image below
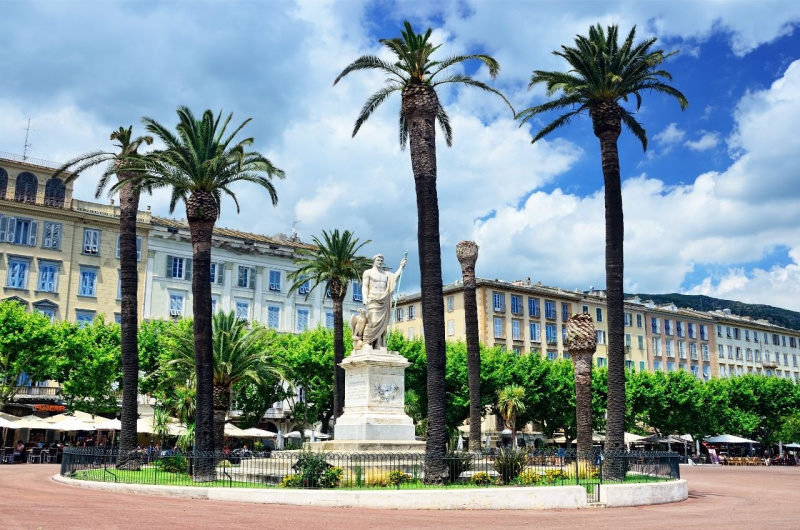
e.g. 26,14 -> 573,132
1,463 -> 798,529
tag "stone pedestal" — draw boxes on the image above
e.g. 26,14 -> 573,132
322,346 -> 424,452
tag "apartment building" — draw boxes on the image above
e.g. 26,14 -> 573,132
712,310 -> 800,382
0,153 -> 150,324
394,278 -> 649,372
143,217 -> 363,331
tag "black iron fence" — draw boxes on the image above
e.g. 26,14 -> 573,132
60,448 -> 679,491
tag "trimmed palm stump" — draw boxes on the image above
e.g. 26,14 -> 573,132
565,312 -> 597,455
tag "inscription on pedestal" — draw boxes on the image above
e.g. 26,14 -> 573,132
347,374 -> 368,404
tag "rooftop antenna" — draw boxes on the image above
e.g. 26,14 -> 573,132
22,119 -> 34,160
291,220 -> 300,241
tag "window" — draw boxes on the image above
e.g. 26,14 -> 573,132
793,355 -> 798,367
735,347 -> 742,360
528,297 -> 540,317
733,328 -> 740,340
547,351 -> 557,361
44,178 -> 65,207
75,310 -> 95,327
166,256 -> 192,280
624,312 -> 632,326
676,321 -> 684,337
36,306 -> 56,323
625,334 -> 631,347
7,258 -> 30,289
563,352 -> 570,359
754,349 -> 761,362
267,306 -> 281,329
14,172 -> 38,203
37,261 -> 58,292
753,331 -> 759,342
582,305 -> 589,315
654,360 -> 663,372
209,262 -> 224,285
637,335 -> 644,350
529,322 -> 541,342
745,348 -> 752,361
784,353 -> 789,366
595,307 -> 603,323
666,340 -> 674,357
114,313 -> 122,324
511,295 -> 523,315
420,325 -> 424,338
0,216 -> 38,246
651,317 -> 660,334
545,300 -> 556,319
78,267 -> 97,297
0,168 -> 6,198
296,307 -> 309,331
639,361 -> 646,372
687,323 -> 695,339
169,293 -> 185,317
562,303 -> 571,321
115,235 -> 142,261
297,278 -> 311,295
447,320 -> 455,336
700,325 -> 708,341
42,222 -> 62,250
625,360 -> 634,371
636,314 -> 643,328
653,337 -> 662,357
325,311 -> 334,329
395,307 -> 403,322
664,320 -> 672,336
562,324 -> 567,342
493,292 -> 505,312
82,229 -> 101,255
408,328 -> 415,340
237,266 -> 255,289
703,365 -> 710,379
597,357 -> 607,367
211,297 -> 218,313
447,296 -> 454,312
512,320 -> 521,340
407,305 -> 416,320
716,325 -> 722,337
493,317 -> 504,339
667,362 -> 676,372
690,343 -> 698,360
236,300 -> 251,321
727,346 -> 733,359
545,323 -> 558,344
678,341 -> 686,359
269,270 -> 282,292
595,330 -> 606,345
690,365 -> 699,377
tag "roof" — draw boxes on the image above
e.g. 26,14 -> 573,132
151,216 -> 315,251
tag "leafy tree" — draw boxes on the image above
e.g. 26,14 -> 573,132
0,301 -> 57,408
287,229 -> 371,420
779,413 -> 800,444
497,385 -> 526,446
128,107 -> 284,480
336,21 -> 511,478
517,24 -> 688,456
54,127 -> 153,455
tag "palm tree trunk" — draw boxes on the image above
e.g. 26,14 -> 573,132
456,241 -> 482,451
592,103 -> 625,478
187,191 -> 217,482
332,295 -> 345,420
403,84 -> 448,483
573,350 -> 594,453
117,177 -> 141,470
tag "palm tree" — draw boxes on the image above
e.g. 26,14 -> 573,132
53,127 -> 153,464
335,21 -> 511,481
163,311 -> 286,454
497,385 -> 526,447
287,229 -> 371,420
516,24 -> 688,460
455,241 -> 481,451
122,107 -> 284,480
564,313 -> 597,454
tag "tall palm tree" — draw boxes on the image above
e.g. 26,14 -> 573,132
564,312 -> 597,454
455,241 -> 481,451
335,21 -> 511,481
120,107 -> 284,480
516,24 -> 688,461
53,127 -> 153,465
287,229 -> 371,420
497,385 -> 526,447
163,311 -> 286,454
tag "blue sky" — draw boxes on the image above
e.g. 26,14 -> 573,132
1,1 -> 800,310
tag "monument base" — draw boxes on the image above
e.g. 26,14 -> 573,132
334,346 -> 418,445
305,440 -> 425,452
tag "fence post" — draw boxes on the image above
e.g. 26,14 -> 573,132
575,452 -> 579,485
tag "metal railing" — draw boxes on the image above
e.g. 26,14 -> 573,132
60,448 -> 679,493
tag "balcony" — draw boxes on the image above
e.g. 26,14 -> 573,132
14,386 -> 61,399
493,305 -> 506,313
762,360 -> 779,369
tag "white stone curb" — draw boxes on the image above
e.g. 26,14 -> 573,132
599,479 -> 689,507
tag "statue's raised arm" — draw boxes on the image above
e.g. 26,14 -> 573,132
357,253 -> 403,351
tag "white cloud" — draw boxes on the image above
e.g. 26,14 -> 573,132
685,132 -> 720,151
654,123 -> 686,145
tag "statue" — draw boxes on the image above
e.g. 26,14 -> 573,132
353,253 -> 406,351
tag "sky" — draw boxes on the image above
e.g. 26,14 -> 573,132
1,1 -> 800,310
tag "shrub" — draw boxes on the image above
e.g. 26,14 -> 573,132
365,470 -> 390,487
154,455 -> 188,474
388,469 -> 412,486
292,450 -> 330,488
517,469 -> 542,486
544,469 -> 569,483
280,474 -> 304,488
322,466 -> 343,488
470,472 -> 494,486
492,449 -> 528,484
446,452 -> 474,483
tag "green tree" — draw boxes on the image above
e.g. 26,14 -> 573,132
497,385 -> 526,446
335,22 -> 511,479
287,229 -> 371,420
517,25 -> 688,457
129,107 -> 284,480
779,413 -> 800,444
0,301 -> 57,408
159,311 -> 285,453
54,127 -> 153,455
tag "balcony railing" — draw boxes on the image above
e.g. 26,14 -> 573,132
14,386 -> 60,397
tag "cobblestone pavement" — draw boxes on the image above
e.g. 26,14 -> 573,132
1,464 -> 798,529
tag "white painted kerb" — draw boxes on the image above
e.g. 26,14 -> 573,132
599,479 -> 688,507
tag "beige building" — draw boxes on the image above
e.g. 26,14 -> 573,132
394,278 -> 649,372
0,153 -> 150,324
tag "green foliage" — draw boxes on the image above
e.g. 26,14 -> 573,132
779,413 -> 800,443
388,469 -> 412,486
280,474 -> 304,488
470,472 -> 494,486
492,449 -> 528,484
516,469 -> 543,486
154,455 -> 188,474
288,450 -> 340,488
543,469 -> 570,483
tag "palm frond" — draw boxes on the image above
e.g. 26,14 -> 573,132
619,110 -> 648,151
353,85 -> 402,138
334,56 -> 407,85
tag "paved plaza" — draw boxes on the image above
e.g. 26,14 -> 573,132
0,464 -> 798,529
